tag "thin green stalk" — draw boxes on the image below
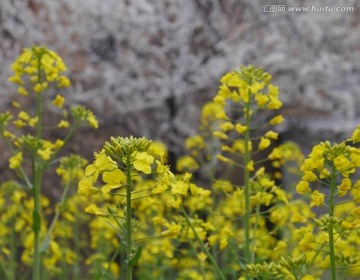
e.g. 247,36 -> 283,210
32,163 -> 42,280
251,202 -> 261,263
33,75 -> 44,279
40,178 -> 72,252
328,167 -> 337,280
181,206 -> 225,280
243,96 -> 252,279
126,153 -> 133,280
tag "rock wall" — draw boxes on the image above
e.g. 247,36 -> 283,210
0,0 -> 359,158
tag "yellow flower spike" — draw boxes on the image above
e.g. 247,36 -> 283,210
133,152 -> 154,174
258,137 -> 271,151
52,94 -> 65,108
309,190 -> 325,207
269,115 -> 284,125
296,181 -> 311,194
101,169 -> 125,193
9,152 -> 23,169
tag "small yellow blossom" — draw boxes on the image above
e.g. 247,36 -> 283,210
296,181 -> 311,194
161,224 -> 181,238
247,160 -> 254,171
85,204 -> 107,216
235,123 -> 248,134
9,152 -> 23,169
101,169 -> 125,193
57,76 -> 71,88
52,94 -> 65,108
18,86 -> 28,95
337,177 -> 352,197
57,120 -> 69,128
264,130 -> 278,139
18,111 -> 30,121
133,152 -> 154,174
78,179 -> 99,196
258,137 -> 271,151
291,211 -> 308,223
269,115 -> 284,125
310,190 -> 325,207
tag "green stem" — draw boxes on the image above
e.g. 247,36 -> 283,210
181,206 -> 225,280
251,202 -> 261,263
243,96 -> 252,279
32,161 -> 42,280
33,66 -> 44,279
126,154 -> 133,280
40,178 -> 72,252
328,167 -> 337,280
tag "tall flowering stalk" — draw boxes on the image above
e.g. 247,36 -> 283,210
2,46 -> 98,280
295,129 -> 360,279
210,66 -> 284,278
78,136 -> 180,280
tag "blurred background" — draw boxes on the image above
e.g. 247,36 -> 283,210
0,0 -> 359,167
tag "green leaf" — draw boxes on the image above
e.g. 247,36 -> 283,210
128,245 -> 143,266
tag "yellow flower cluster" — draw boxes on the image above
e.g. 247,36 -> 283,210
8,46 -> 70,95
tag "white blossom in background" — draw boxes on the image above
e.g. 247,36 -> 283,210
0,0 -> 360,153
